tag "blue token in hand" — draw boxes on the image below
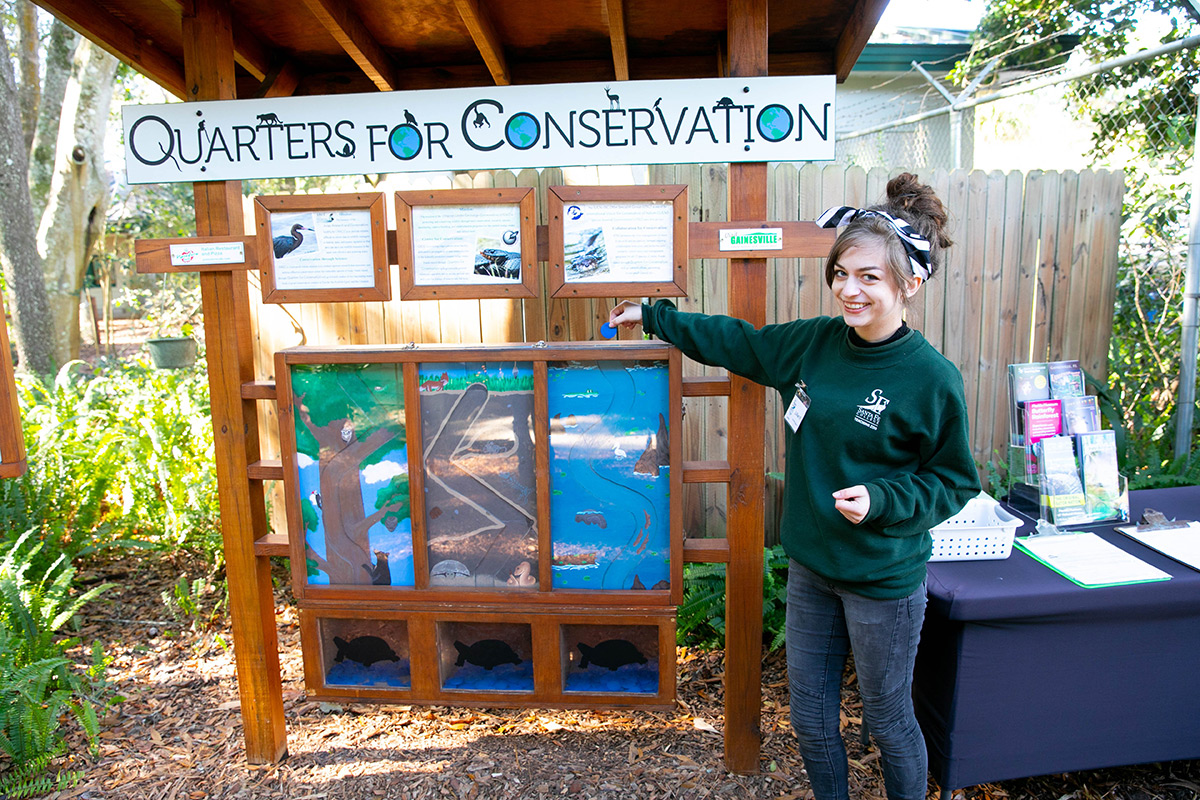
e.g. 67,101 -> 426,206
600,322 -> 617,339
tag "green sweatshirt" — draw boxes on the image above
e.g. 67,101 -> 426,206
644,301 -> 980,598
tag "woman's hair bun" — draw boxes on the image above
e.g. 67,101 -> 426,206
884,173 -> 952,251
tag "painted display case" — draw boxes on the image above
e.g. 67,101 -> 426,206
278,343 -> 681,707
299,609 -> 676,707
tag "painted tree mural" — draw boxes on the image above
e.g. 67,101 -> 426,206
291,364 -> 411,586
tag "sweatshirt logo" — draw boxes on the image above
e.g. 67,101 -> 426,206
855,389 -> 889,430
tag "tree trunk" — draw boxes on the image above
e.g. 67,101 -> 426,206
0,32 -> 55,375
28,20 -> 78,213
35,37 -> 118,365
16,0 -> 40,152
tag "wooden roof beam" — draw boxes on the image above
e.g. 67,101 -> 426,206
834,0 -> 890,81
454,0 -> 511,86
232,27 -> 272,82
155,0 -> 276,83
33,0 -> 185,97
601,0 -> 630,81
299,0 -> 398,91
254,59 -> 304,99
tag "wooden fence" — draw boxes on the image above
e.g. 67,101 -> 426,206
250,165 -> 1125,541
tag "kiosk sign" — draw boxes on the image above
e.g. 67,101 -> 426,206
122,76 -> 835,184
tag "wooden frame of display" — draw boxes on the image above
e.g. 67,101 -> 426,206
547,185 -> 688,299
255,192 -> 390,304
396,187 -> 538,300
275,343 -> 683,608
0,301 -> 26,478
298,607 -> 676,710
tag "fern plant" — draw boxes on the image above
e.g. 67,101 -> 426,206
679,544 -> 791,651
0,359 -> 221,566
0,531 -> 108,785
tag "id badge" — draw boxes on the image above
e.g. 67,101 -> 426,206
784,382 -> 811,433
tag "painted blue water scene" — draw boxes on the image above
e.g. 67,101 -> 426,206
321,621 -> 411,689
419,362 -> 538,589
563,626 -> 659,695
327,655 -> 412,689
291,364 -> 414,587
440,623 -> 533,692
548,361 -> 670,591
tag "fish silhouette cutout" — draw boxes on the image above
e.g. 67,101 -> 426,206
577,639 -> 647,671
454,639 -> 521,670
333,635 -> 399,667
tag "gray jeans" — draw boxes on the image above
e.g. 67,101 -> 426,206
785,559 -> 928,800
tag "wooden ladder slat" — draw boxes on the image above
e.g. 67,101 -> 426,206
253,532 -> 289,557
682,376 -> 731,396
241,381 -> 277,400
683,460 -> 732,483
683,538 -> 730,563
248,459 -> 284,480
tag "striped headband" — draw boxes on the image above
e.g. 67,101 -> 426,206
816,206 -> 932,282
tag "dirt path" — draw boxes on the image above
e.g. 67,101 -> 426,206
54,555 -> 1200,800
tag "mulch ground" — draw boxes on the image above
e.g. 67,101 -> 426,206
41,553 -> 1199,800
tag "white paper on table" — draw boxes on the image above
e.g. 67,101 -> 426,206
1015,531 -> 1172,587
1116,521 -> 1200,572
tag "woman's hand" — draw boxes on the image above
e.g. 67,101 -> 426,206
832,485 -> 870,524
609,301 -> 643,328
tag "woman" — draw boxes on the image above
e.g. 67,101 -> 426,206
610,173 -> 980,800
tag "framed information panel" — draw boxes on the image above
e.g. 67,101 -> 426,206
547,185 -> 688,299
396,188 -> 538,300
255,192 -> 390,304
274,343 -> 683,607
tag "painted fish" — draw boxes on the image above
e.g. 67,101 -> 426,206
575,511 -> 607,529
333,635 -> 400,667
577,639 -> 647,671
454,639 -> 522,670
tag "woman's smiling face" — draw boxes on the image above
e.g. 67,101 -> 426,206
830,242 -> 919,343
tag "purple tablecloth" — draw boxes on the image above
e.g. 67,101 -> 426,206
915,486 -> 1200,793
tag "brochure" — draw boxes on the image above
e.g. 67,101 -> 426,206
1023,399 -> 1062,480
1060,395 -> 1101,435
1008,363 -> 1051,446
1077,430 -> 1122,521
1048,359 -> 1085,398
1036,436 -> 1089,526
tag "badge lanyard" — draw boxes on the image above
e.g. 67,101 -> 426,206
784,381 -> 810,433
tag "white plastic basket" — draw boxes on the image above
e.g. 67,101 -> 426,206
929,493 -> 1020,562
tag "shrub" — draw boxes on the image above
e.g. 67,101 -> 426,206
0,359 -> 221,564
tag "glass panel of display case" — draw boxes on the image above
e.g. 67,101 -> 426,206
291,363 -> 414,587
419,362 -> 538,589
548,360 -> 671,590
437,621 -> 534,692
319,617 -> 411,689
561,624 -> 659,694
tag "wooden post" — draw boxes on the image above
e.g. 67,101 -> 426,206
183,0 -> 287,762
724,0 -> 767,774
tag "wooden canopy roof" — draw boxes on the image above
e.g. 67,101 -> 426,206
33,0 -> 889,99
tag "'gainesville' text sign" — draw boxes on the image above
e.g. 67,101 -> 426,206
121,76 -> 835,184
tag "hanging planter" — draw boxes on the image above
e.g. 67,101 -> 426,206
146,336 -> 197,369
